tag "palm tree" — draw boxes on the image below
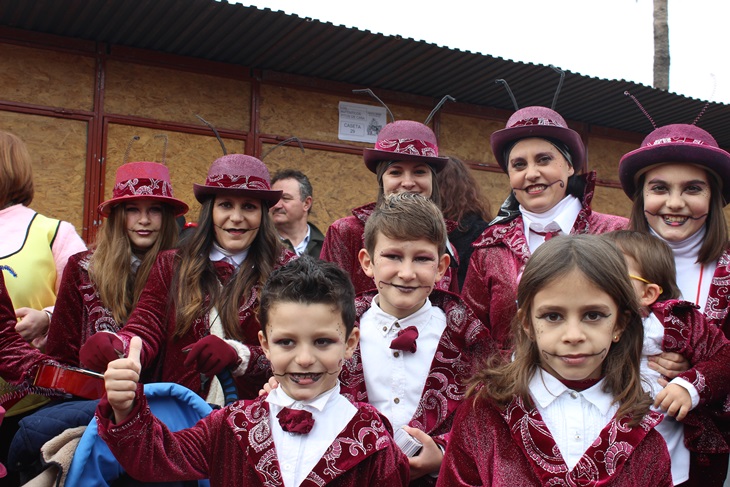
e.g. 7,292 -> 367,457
653,0 -> 669,90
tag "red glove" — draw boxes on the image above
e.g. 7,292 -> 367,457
183,335 -> 240,376
79,332 -> 125,372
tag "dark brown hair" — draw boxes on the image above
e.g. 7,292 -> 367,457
172,197 -> 282,340
437,157 -> 492,228
469,234 -> 651,426
364,192 -> 447,257
602,230 -> 680,301
0,131 -> 34,208
629,170 -> 727,265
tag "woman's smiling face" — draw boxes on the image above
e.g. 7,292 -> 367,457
507,138 -> 574,214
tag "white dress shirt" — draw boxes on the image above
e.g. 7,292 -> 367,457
529,369 -> 618,470
521,195 -> 582,254
209,244 -> 249,268
359,297 -> 446,431
267,383 -> 357,487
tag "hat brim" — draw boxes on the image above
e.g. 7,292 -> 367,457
193,184 -> 283,205
490,125 -> 585,173
98,195 -> 189,218
362,148 -> 448,173
619,143 -> 730,204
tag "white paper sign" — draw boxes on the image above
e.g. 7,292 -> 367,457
338,101 -> 387,143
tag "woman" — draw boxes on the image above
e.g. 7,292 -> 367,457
80,154 -> 295,401
461,105 -> 627,350
618,121 -> 730,486
320,119 -> 458,293
437,156 -> 492,291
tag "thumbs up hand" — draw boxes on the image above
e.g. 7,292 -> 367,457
104,336 -> 143,423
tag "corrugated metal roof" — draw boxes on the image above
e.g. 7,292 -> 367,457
2,0 -> 728,147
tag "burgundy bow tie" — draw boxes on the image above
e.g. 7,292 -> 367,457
277,407 -> 315,434
530,228 -> 561,241
213,260 -> 236,284
390,325 -> 419,353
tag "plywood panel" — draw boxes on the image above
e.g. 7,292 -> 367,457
440,113 -> 501,165
586,136 -> 637,183
105,124 -> 245,223
104,61 -> 249,131
0,112 -> 87,236
0,43 -> 95,110
259,85 -> 429,145
590,185 -> 632,219
262,143 -> 370,231
471,168 -> 512,217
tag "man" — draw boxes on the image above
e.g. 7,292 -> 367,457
270,169 -> 325,258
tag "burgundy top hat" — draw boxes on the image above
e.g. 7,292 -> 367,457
363,120 -> 449,173
619,124 -> 730,203
490,106 -> 586,173
193,154 -> 282,205
98,162 -> 189,217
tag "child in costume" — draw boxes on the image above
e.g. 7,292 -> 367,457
339,192 -> 493,485
79,153 -> 295,401
97,257 -> 410,486
438,235 -> 672,486
605,230 -> 730,485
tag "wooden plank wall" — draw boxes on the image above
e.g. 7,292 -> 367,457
1,31 -> 726,247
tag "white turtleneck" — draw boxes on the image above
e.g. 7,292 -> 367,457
520,195 -> 582,253
650,227 -> 715,309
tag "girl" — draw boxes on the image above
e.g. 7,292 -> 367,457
618,119 -> 730,484
461,102 -> 626,351
46,159 -> 188,366
320,93 -> 458,294
79,153 -> 295,400
438,235 -> 672,486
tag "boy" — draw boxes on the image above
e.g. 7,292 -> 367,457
97,257 -> 409,486
343,193 -> 494,485
604,230 -> 730,486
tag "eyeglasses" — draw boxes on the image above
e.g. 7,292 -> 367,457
629,274 -> 663,295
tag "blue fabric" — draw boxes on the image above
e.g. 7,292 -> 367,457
65,383 -> 212,487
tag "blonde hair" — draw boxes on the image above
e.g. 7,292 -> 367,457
0,131 -> 34,208
469,235 -> 651,426
89,202 -> 179,324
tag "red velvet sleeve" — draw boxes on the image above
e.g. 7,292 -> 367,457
46,252 -> 87,367
320,216 -> 362,278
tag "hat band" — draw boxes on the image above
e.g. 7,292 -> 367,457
113,177 -> 174,199
509,117 -> 566,129
648,136 -> 709,147
204,173 -> 271,191
374,138 -> 439,157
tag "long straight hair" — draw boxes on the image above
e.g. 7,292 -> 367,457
89,203 -> 178,325
629,171 -> 727,265
172,197 -> 282,341
469,235 -> 651,426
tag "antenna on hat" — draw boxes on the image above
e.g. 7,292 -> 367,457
691,74 -> 715,125
623,91 -> 658,130
195,114 -> 228,155
549,65 -> 565,110
352,89 -> 395,123
154,134 -> 168,165
424,95 -> 456,125
123,136 -> 141,164
261,136 -> 305,160
495,79 -> 519,111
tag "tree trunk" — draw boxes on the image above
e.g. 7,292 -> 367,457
653,0 -> 670,90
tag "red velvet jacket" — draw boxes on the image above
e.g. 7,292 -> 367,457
339,290 -> 494,486
437,395 -> 672,487
705,247 -> 730,338
46,251 -> 119,368
320,203 -> 458,295
461,174 -> 628,350
651,300 -> 730,457
114,249 -> 294,400
96,387 -> 410,487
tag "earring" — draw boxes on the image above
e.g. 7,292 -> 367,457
613,335 -> 620,342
